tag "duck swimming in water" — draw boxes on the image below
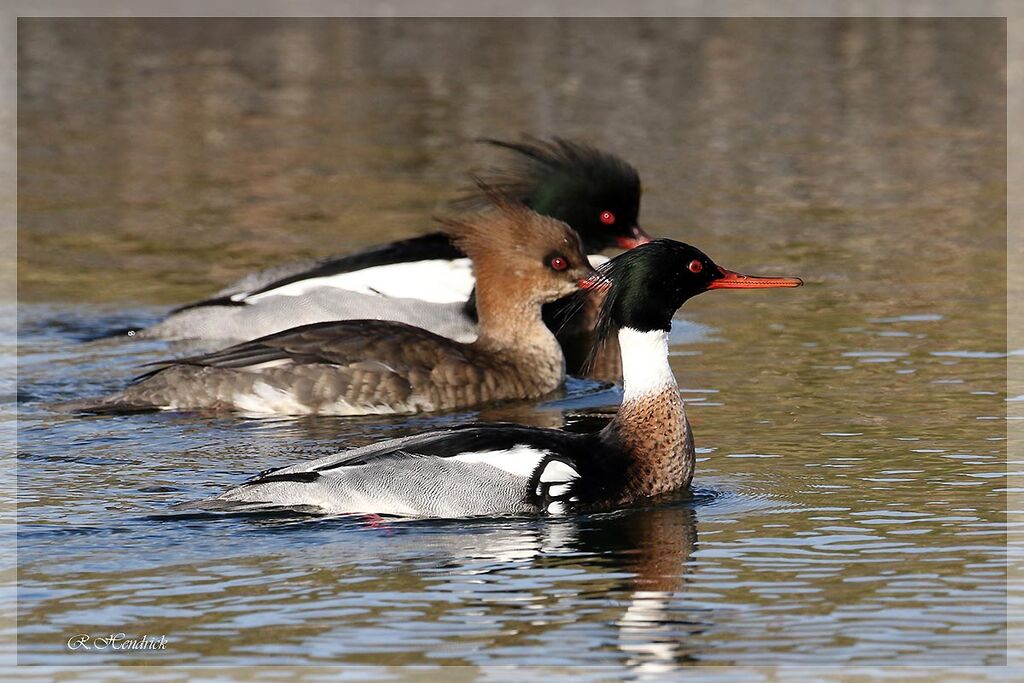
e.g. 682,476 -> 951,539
137,138 -> 649,379
179,240 -> 802,517
66,198 -> 595,416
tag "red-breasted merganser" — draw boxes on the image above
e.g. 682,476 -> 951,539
65,198 -> 596,416
179,240 -> 802,517
138,138 -> 649,378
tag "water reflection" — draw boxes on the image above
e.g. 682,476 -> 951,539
15,16 -> 1008,670
587,505 -> 703,674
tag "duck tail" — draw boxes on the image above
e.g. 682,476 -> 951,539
49,393 -> 159,415
168,497 -> 310,515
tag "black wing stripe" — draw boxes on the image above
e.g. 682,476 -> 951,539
240,471 -> 321,486
312,424 -> 587,474
318,449 -> 430,469
141,320 -> 364,371
170,294 -> 249,314
171,233 -> 463,311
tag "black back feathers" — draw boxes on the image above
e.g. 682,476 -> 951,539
456,137 -> 642,252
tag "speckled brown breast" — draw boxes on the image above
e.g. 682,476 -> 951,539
608,388 -> 695,502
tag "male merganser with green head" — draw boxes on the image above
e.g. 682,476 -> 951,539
179,240 -> 802,517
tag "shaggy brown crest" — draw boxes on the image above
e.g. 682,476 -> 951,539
438,186 -> 595,352
439,186 -> 586,276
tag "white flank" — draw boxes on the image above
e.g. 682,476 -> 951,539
314,486 -> 421,517
618,327 -> 677,401
242,259 -> 476,304
233,382 -> 313,415
236,392 -> 402,417
451,445 -> 550,479
323,399 -> 401,417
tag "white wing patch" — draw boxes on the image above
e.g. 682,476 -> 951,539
451,445 -> 551,479
239,253 -> 606,306
547,484 -> 573,498
539,460 -> 579,484
241,259 -> 476,304
534,458 -> 581,514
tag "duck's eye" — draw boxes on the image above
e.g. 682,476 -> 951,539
599,210 -> 615,225
688,259 -> 703,274
550,256 -> 568,271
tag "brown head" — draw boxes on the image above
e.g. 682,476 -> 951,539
441,193 -> 595,307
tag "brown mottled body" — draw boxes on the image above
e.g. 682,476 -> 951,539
73,200 -> 592,416
107,313 -> 567,415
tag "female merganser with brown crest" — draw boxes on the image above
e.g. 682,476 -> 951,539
139,138 -> 650,378
68,197 -> 598,417
66,198 -> 595,416
179,240 -> 802,517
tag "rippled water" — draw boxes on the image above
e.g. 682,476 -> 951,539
15,17 -> 1010,674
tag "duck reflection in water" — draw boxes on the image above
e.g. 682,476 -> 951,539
575,501 -> 706,673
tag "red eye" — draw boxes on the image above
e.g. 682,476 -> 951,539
550,256 -> 568,271
599,210 -> 615,225
688,259 -> 703,273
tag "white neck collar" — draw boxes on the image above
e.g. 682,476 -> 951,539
617,327 -> 676,401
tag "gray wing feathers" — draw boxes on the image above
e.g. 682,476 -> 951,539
142,289 -> 477,344
212,257 -> 326,298
191,456 -> 537,518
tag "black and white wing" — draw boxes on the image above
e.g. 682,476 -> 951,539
180,424 -> 590,518
180,233 -> 465,311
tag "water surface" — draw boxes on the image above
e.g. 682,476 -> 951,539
15,17 -> 1009,674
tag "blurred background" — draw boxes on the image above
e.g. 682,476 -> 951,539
15,18 -> 1011,670
18,18 -> 1004,305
